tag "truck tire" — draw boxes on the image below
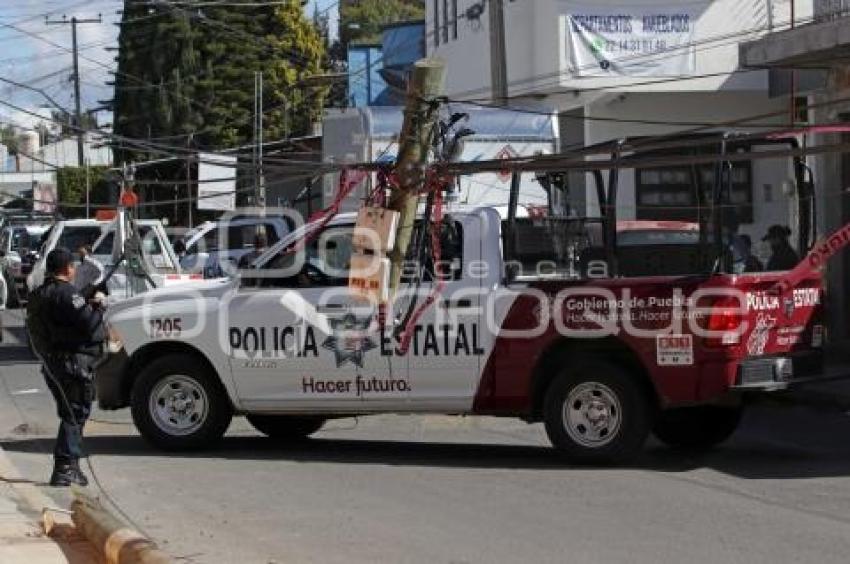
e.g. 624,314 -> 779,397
543,360 -> 652,464
246,415 -> 325,441
652,406 -> 742,450
131,354 -> 233,451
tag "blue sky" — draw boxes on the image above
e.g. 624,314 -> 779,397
0,0 -> 339,133
307,0 -> 340,39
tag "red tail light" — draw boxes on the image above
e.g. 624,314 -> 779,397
705,298 -> 744,348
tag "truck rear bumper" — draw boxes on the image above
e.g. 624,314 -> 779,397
94,349 -> 130,410
731,351 -> 829,391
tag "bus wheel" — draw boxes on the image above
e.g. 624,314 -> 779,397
131,354 -> 233,451
652,406 -> 742,450
246,416 -> 325,441
543,360 -> 651,464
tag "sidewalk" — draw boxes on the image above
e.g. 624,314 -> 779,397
0,446 -> 103,563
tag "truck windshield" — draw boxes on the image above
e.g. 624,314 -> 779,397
11,227 -> 47,252
58,226 -> 105,255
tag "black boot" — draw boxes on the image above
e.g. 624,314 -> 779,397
70,460 -> 88,487
49,462 -> 75,487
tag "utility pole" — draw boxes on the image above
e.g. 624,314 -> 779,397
187,134 -> 194,227
259,71 -> 265,209
45,14 -> 102,167
253,71 -> 266,208
488,0 -> 508,104
84,156 -> 90,218
387,58 -> 446,295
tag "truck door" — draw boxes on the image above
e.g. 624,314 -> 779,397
226,223 -> 409,412
405,213 -> 484,411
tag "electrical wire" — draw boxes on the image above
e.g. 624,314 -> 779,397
5,4 -> 843,191
434,92 -> 850,176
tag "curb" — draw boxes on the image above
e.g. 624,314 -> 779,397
71,488 -> 172,564
0,441 -> 103,562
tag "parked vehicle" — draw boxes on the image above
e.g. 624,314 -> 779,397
27,213 -> 197,301
0,211 -> 53,233
0,223 -> 50,307
178,216 -> 292,276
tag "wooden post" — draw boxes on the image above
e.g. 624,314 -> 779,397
387,58 -> 445,295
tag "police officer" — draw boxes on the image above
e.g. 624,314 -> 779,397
28,248 -> 105,486
763,224 -> 800,271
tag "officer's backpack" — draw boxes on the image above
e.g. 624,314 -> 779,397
26,282 -> 54,359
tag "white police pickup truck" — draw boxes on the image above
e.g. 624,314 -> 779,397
95,205 -> 828,463
28,214 -> 199,300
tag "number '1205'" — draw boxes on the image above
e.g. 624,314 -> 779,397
150,318 -> 182,338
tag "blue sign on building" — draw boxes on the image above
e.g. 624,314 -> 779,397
346,20 -> 425,107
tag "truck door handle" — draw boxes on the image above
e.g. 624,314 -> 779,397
443,299 -> 473,309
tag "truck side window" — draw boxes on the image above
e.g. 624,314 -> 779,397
261,226 -> 353,288
137,226 -> 174,270
93,232 -> 115,256
201,228 -> 220,252
264,223 -> 281,245
226,226 -> 245,250
402,220 -> 464,282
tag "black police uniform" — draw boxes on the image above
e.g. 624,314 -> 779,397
767,242 -> 800,271
32,276 -> 105,482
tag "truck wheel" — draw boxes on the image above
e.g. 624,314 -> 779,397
131,354 -> 232,450
652,406 -> 742,450
246,415 -> 325,441
543,360 -> 652,464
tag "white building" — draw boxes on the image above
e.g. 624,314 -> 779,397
740,0 -> 850,342
15,134 -> 112,173
0,132 -> 112,206
428,0 -> 815,248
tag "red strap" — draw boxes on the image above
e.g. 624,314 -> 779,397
772,221 -> 850,294
288,169 -> 368,255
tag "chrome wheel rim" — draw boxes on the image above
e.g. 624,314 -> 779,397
149,375 -> 209,436
563,382 -> 622,448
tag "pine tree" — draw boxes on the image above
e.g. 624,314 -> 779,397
113,0 -> 326,154
340,0 -> 424,46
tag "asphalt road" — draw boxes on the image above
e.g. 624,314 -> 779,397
4,309 -> 850,564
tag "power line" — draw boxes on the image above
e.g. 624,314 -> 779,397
45,13 -> 105,167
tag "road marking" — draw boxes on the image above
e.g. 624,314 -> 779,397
11,389 -> 40,396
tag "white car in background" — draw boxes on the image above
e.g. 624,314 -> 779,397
0,224 -> 51,307
178,216 -> 292,275
27,215 -> 196,301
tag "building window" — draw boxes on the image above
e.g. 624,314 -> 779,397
434,0 -> 440,47
636,163 -> 753,223
452,0 -> 458,39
